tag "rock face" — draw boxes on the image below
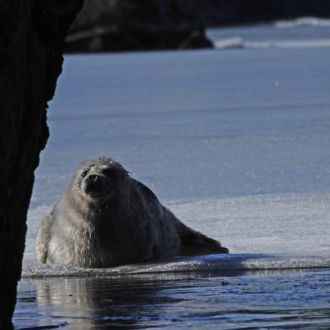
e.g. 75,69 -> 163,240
65,0 -> 213,52
195,0 -> 330,27
0,0 -> 83,326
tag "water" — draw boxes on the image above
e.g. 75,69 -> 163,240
14,20 -> 330,328
15,270 -> 330,329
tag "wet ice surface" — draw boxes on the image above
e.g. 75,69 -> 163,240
15,22 -> 330,328
22,254 -> 330,279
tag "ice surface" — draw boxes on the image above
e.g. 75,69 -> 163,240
25,24 -> 330,275
23,253 -> 330,278
208,19 -> 330,49
275,17 -> 330,28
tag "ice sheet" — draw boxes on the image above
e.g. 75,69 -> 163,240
24,24 -> 330,273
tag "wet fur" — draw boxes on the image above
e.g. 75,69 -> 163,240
36,157 -> 228,268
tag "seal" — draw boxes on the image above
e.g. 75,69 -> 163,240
36,157 -> 228,267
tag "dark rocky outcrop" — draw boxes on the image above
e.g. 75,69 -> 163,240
65,0 -> 330,53
195,0 -> 330,27
65,0 -> 213,53
0,0 -> 83,326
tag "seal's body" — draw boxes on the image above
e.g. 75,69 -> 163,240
36,157 -> 228,268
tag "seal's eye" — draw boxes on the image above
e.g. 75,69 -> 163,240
81,170 -> 88,178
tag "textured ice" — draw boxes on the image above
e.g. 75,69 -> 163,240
275,17 -> 330,28
208,19 -> 330,49
22,253 -> 330,278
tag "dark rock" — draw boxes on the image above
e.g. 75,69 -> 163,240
195,0 -> 330,27
66,26 -> 143,53
179,29 -> 213,50
0,0 -> 83,325
65,0 -> 214,52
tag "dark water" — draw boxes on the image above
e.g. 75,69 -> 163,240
15,270 -> 330,329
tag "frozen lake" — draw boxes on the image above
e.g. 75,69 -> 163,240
15,21 -> 330,329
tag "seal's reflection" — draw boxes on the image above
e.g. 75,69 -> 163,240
36,274 -> 196,329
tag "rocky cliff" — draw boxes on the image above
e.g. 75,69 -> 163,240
0,0 -> 83,326
66,0 -> 213,52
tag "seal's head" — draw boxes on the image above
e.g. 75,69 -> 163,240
74,157 -> 129,201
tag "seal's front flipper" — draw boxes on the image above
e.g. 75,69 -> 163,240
178,224 -> 229,256
36,212 -> 54,264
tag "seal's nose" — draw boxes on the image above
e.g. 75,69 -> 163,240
87,174 -> 100,184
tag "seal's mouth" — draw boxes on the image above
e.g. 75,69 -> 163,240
82,174 -> 111,198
